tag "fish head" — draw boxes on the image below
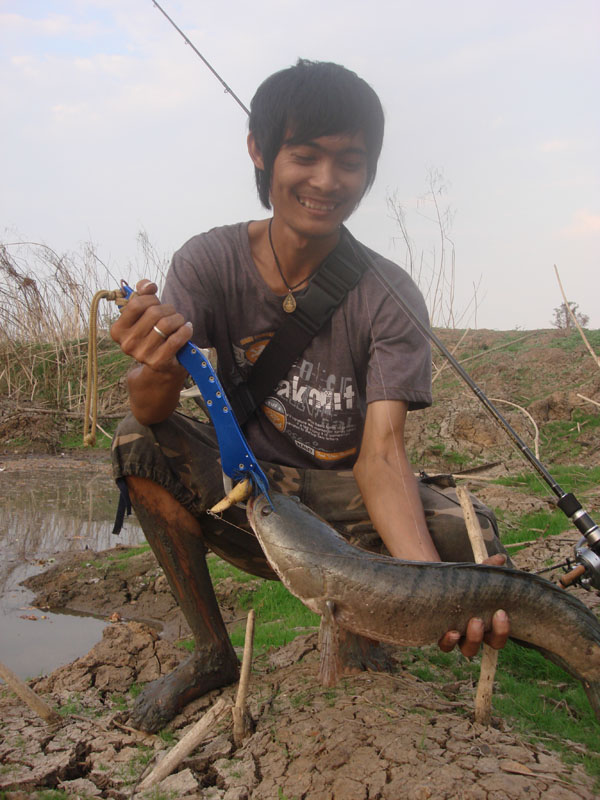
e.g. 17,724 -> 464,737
246,492 -> 332,598
247,492 -> 303,538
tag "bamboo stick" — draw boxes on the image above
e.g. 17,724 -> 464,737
137,697 -> 230,791
233,609 -> 256,745
0,660 -> 62,726
456,487 -> 499,726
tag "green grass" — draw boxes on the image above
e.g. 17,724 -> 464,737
60,418 -> 119,450
207,554 -> 259,584
83,544 -> 152,574
109,543 -> 152,562
424,440 -> 477,469
399,640 -> 600,774
122,743 -> 154,781
231,579 -> 319,650
534,412 -> 600,462
176,637 -> 195,652
550,329 -> 600,352
499,509 -> 571,547
57,693 -> 84,717
206,555 -> 319,651
129,682 -> 143,699
493,463 -> 600,498
110,692 -> 128,711
176,557 -> 319,655
158,728 -> 176,745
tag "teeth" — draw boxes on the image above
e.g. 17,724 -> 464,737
299,197 -> 336,211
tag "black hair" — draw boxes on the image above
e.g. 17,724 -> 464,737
249,59 -> 385,209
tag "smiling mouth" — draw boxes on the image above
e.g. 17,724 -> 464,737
297,196 -> 338,212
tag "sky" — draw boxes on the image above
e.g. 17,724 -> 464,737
1,0 -> 599,330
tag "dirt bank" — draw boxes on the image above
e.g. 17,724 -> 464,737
2,440 -> 600,797
1,623 -> 598,799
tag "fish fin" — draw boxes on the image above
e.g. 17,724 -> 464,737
318,600 -> 341,688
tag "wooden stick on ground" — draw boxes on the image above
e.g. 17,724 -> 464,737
456,487 -> 499,726
233,609 -> 256,745
0,660 -> 62,726
137,697 -> 230,791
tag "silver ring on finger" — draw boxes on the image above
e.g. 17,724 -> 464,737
153,325 -> 168,339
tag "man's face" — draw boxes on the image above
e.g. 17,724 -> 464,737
268,130 -> 369,239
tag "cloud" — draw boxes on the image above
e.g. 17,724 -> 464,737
561,210 -> 600,236
0,12 -> 102,38
540,139 -> 572,153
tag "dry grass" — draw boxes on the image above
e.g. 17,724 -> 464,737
0,234 -> 167,415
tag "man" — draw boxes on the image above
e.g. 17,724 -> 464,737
111,59 -> 509,733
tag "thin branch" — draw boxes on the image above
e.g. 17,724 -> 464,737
489,397 -> 540,460
577,393 -> 600,410
553,264 -> 600,369
432,328 -> 470,384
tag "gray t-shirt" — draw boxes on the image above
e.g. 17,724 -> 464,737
162,222 -> 432,469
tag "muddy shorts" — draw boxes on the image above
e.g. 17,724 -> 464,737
112,412 -> 508,580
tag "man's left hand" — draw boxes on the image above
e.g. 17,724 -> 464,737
437,554 -> 510,657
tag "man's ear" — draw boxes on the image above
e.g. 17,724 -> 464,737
247,133 -> 265,170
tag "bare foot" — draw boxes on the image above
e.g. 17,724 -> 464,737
130,646 -> 239,732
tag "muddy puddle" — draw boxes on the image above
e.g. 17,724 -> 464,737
0,456 -> 144,679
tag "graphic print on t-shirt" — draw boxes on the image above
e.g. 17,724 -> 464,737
234,333 -> 360,463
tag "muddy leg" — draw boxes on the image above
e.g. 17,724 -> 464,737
127,477 -> 239,733
318,601 -> 396,685
338,630 -> 397,675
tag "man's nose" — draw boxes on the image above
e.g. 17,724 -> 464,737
309,160 -> 340,192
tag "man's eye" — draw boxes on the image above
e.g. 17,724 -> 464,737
293,153 -> 315,163
341,161 -> 364,171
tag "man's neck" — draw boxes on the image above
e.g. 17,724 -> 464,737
249,218 -> 341,294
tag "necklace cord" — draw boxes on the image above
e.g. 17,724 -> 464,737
268,219 -> 308,292
267,218 -> 324,313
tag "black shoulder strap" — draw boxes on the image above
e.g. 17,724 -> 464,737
230,230 -> 369,425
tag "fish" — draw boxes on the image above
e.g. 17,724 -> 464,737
247,492 -> 600,721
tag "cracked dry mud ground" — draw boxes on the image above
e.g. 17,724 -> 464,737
2,451 -> 600,798
1,621 -> 599,799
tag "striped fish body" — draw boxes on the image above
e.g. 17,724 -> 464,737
247,493 -> 600,721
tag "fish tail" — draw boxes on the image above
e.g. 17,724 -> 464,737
583,680 -> 600,723
512,636 -> 600,723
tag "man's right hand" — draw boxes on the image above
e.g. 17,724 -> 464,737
110,279 -> 191,425
110,279 -> 192,374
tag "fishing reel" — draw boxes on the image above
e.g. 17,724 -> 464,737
560,542 -> 600,592
556,493 -> 600,592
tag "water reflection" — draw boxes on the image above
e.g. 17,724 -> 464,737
0,460 -> 144,679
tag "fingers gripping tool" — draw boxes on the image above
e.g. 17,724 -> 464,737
119,281 -> 272,510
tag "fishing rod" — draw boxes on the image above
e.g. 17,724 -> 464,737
362,257 -> 600,591
150,0 -> 250,115
151,1 -> 600,590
